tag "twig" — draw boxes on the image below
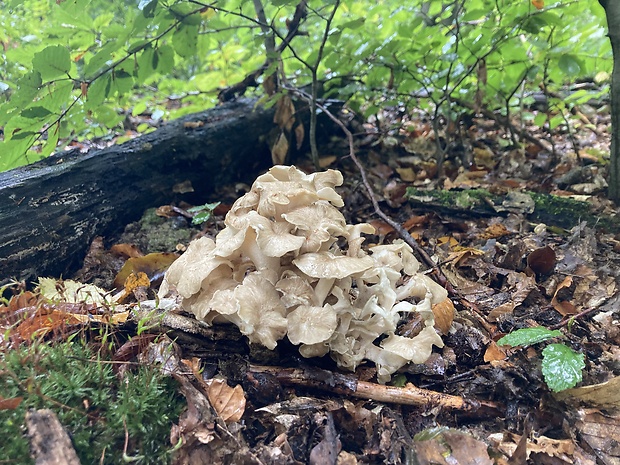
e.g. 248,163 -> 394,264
250,365 -> 504,417
548,305 -> 603,330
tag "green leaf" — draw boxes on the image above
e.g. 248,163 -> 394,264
85,74 -> 112,109
5,72 -> 43,116
21,106 -> 53,119
110,69 -> 133,95
558,54 -> 582,76
172,25 -> 198,58
154,44 -> 175,75
40,123 -> 61,158
497,327 -> 562,347
0,137 -> 36,171
541,344 -> 585,392
140,0 -> 158,17
128,39 -> 150,54
137,45 -> 156,82
33,45 -> 71,81
84,41 -> 120,78
533,112 -> 547,127
37,81 -> 74,112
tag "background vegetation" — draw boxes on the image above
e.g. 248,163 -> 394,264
0,0 -> 611,170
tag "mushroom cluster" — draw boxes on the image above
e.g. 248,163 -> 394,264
159,166 -> 447,382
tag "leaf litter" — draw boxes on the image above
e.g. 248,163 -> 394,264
2,106 -> 620,464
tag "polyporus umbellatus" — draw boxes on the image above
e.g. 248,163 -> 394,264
159,165 -> 448,382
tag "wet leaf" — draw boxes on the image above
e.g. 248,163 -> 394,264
497,327 -> 562,347
542,343 -> 585,392
112,252 -> 178,289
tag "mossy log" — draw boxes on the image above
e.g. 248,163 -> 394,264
406,188 -> 619,232
0,99 -> 297,283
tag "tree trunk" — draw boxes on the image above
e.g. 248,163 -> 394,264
0,99 -> 277,283
600,0 -> 620,201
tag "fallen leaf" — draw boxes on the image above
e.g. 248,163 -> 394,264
432,298 -> 455,335
555,376 -> 620,408
206,379 -> 246,423
484,341 -> 507,362
551,275 -> 578,316
0,396 -> 23,410
110,243 -> 143,259
113,253 -> 178,290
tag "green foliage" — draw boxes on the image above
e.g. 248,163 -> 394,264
0,341 -> 185,464
188,201 -> 220,225
541,343 -> 586,393
499,327 -> 585,392
497,327 -> 562,347
0,0 -> 612,171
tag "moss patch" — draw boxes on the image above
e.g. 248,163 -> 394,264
0,341 -> 185,464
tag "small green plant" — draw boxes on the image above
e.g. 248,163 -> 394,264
498,327 -> 585,392
187,201 -> 220,225
0,340 -> 185,464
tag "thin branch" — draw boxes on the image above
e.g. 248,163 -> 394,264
250,365 -> 504,417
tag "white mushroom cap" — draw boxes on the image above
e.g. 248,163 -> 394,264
287,304 -> 338,345
160,165 -> 448,382
158,236 -> 232,299
232,272 -> 288,350
293,252 -> 373,279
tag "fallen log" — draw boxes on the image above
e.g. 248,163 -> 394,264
0,99 -> 278,283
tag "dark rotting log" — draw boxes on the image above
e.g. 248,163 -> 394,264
0,99 -> 277,283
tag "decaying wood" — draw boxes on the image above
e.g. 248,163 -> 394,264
0,99 -> 277,283
251,365 -> 504,418
25,409 -> 81,465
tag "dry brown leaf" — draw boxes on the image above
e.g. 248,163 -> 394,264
478,223 -> 510,240
319,156 -> 337,168
526,245 -> 556,276
551,276 -> 578,316
271,132 -> 289,165
415,429 -> 493,465
395,167 -> 416,182
0,396 -> 23,410
484,341 -> 508,362
295,122 -> 305,150
110,243 -> 144,258
446,247 -> 484,267
488,302 -> 516,322
555,376 -> 620,408
206,379 -> 246,423
274,95 -> 295,132
432,298 -> 455,335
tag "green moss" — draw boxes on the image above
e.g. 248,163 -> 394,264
0,341 -> 185,464
406,187 -> 620,233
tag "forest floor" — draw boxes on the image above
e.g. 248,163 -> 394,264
2,102 -> 620,465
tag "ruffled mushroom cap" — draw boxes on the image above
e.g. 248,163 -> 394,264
276,271 -> 316,308
293,252 -> 374,279
224,272 -> 288,350
287,304 -> 338,345
160,236 -> 231,298
159,165 -> 449,383
282,201 -> 347,253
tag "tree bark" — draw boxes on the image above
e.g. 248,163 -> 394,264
600,0 -> 620,201
0,99 -> 276,283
